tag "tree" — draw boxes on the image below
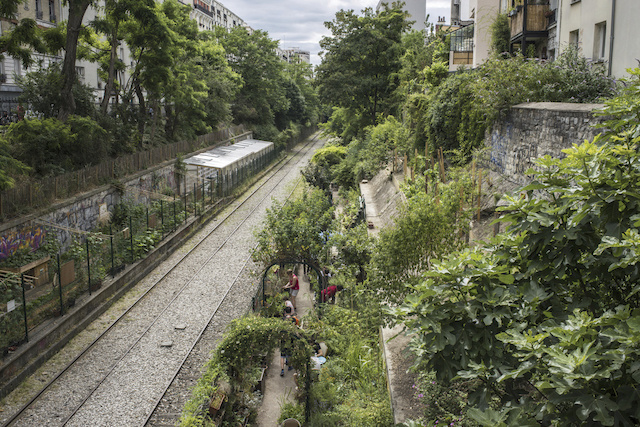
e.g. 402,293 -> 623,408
58,0 -> 94,122
369,172 -> 471,306
0,136 -> 29,190
216,26 -> 287,137
0,0 -> 47,68
254,186 -> 334,266
18,62 -> 96,119
315,3 -> 411,140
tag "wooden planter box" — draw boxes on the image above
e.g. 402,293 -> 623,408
5,256 -> 50,287
208,390 -> 226,418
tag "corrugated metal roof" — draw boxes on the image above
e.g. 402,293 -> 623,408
184,139 -> 274,169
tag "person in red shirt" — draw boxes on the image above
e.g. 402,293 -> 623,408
321,284 -> 343,303
283,268 -> 299,310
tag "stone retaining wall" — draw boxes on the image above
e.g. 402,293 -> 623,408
0,131 -> 252,252
485,102 -> 607,188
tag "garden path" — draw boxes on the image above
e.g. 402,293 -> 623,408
255,266 -> 312,426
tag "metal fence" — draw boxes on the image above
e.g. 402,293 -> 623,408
0,125 -> 247,220
0,140 -> 277,359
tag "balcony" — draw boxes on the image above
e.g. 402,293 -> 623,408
194,3 -> 213,17
510,1 -> 550,40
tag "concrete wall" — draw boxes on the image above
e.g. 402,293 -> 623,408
472,0 -> 500,67
0,132 -> 252,253
485,102 -> 606,188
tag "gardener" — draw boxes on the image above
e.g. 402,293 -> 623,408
321,284 -> 343,303
283,268 -> 299,311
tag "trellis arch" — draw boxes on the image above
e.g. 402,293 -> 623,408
213,316 -> 313,423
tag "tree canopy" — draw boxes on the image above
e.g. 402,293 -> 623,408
315,3 -> 411,141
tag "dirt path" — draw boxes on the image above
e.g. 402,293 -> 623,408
255,266 -> 312,426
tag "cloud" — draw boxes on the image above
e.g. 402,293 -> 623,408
224,0 -> 450,66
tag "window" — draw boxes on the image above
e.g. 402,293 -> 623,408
48,0 -> 56,22
76,66 -> 85,82
14,58 -> 22,77
593,21 -> 606,61
569,30 -> 579,49
35,0 -> 43,19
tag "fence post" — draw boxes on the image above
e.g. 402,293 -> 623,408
21,274 -> 28,343
173,195 -> 177,230
58,253 -> 64,316
160,200 -> 164,238
86,239 -> 92,296
146,207 -> 149,231
110,225 -> 115,275
193,183 -> 197,216
202,178 -> 205,210
130,216 -> 134,264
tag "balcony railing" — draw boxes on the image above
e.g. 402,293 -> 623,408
545,9 -> 556,27
510,3 -> 550,38
194,3 -> 213,17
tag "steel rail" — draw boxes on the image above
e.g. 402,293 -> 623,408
2,133 -> 319,427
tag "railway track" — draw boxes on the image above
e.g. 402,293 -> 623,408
1,134 -> 323,427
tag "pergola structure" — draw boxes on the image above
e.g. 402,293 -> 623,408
184,139 -> 276,197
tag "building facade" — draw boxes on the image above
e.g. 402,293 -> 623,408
0,0 -> 249,119
557,0 -> 639,78
0,0 -> 62,116
507,0 -> 639,78
377,0 -> 428,31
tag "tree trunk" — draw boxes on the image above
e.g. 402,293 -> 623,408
58,0 -> 92,122
100,24 -> 119,114
165,104 -> 175,141
134,79 -> 146,147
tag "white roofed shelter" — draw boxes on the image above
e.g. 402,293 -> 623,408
183,139 -> 276,198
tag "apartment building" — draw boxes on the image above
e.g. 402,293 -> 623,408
377,0 -> 428,31
447,0 -> 500,71
175,0 -> 247,32
0,0 -> 249,116
557,0 -> 639,78
0,0 -> 62,113
507,0 -> 639,78
277,48 -> 311,65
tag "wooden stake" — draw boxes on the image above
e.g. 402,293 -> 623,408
477,169 -> 483,221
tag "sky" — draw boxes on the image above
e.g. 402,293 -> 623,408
226,0 -> 451,67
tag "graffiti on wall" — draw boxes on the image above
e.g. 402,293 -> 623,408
0,227 -> 47,260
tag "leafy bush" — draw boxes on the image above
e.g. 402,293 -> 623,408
396,75 -> 640,424
6,115 -> 109,176
421,48 -> 617,164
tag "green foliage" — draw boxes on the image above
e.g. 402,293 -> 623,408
490,13 -> 510,55
316,3 -> 411,139
217,26 -> 287,130
5,114 -> 109,177
420,49 -> 617,164
304,306 -> 392,426
397,113 -> 640,424
254,185 -> 334,266
0,0 -> 47,68
302,145 -> 347,191
0,136 -> 30,190
368,171 -> 472,306
18,62 -> 97,119
408,371 -> 482,426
